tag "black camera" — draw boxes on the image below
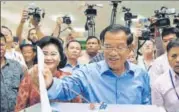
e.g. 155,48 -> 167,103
173,13 -> 179,27
28,5 -> 45,23
151,7 -> 176,28
139,26 -> 154,40
122,7 -> 137,21
62,16 -> 71,25
152,18 -> 170,28
84,5 -> 97,16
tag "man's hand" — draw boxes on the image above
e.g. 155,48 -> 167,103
134,22 -> 142,38
134,28 -> 142,38
56,17 -> 63,26
20,9 -> 29,24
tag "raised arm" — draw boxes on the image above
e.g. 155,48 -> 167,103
16,9 -> 28,43
52,17 -> 62,38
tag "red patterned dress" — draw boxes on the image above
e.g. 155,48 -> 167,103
14,70 -> 82,112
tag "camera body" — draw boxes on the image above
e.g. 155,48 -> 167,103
151,7 -> 176,28
85,5 -> 97,17
122,7 -> 137,21
151,18 -> 170,28
62,16 -> 71,24
139,26 -> 154,40
173,13 -> 179,25
27,4 -> 45,23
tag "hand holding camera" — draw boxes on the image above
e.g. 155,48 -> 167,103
20,8 -> 29,24
56,17 -> 63,26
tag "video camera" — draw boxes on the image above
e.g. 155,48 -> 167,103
122,7 -> 137,21
151,7 -> 176,28
84,4 -> 97,17
173,13 -> 179,29
139,25 -> 154,40
62,16 -> 71,25
27,4 -> 45,23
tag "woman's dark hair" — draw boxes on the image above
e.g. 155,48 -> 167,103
167,38 -> 179,52
37,36 -> 67,69
66,39 -> 82,49
100,24 -> 133,46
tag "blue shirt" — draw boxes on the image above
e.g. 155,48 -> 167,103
60,62 -> 81,74
48,60 -> 151,104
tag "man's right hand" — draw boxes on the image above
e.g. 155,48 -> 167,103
56,17 -> 63,26
20,9 -> 28,24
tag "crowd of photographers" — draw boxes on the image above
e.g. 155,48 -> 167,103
1,4 -> 179,112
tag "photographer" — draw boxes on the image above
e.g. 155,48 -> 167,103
51,16 -> 78,46
1,26 -> 26,67
137,40 -> 155,71
16,8 -> 45,44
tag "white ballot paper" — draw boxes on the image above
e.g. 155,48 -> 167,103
37,46 -> 52,112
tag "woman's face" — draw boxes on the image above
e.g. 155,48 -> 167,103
42,44 -> 61,72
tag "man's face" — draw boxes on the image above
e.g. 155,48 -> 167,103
168,46 -> 179,75
0,37 -> 6,58
142,40 -> 154,54
127,50 -> 137,64
86,38 -> 100,56
29,29 -> 38,43
103,31 -> 130,70
1,27 -> 13,44
163,34 -> 176,50
66,42 -> 81,60
22,46 -> 36,63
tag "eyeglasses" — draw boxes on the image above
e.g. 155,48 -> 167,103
103,44 -> 128,52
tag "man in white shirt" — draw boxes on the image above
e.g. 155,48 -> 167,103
1,26 -> 26,67
149,27 -> 179,85
152,38 -> 179,112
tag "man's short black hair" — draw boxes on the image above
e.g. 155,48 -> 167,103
66,39 -> 82,49
162,27 -> 179,39
86,36 -> 100,44
100,24 -> 133,46
37,36 -> 67,69
0,32 -> 6,42
167,38 -> 179,52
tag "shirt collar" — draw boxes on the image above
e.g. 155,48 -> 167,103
169,68 -> 179,82
99,60 -> 135,76
1,58 -> 10,69
65,61 -> 80,68
4,58 -> 10,66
